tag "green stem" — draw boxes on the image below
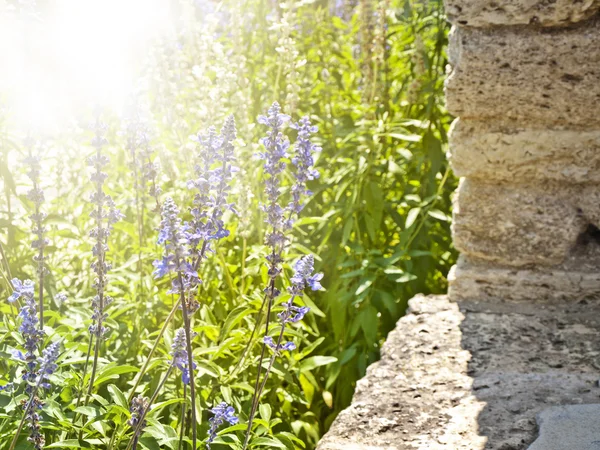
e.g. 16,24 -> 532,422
242,278 -> 276,448
125,365 -> 174,450
242,318 -> 287,450
127,298 -> 181,403
8,371 -> 47,450
176,270 -> 197,450
178,384 -> 187,450
227,291 -> 268,381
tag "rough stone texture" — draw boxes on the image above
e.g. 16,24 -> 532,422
448,119 -> 600,184
445,19 -> 600,127
320,1 -> 600,449
444,0 -> 600,27
448,253 -> 600,303
317,295 -> 600,450
527,404 -> 600,450
451,179 -> 592,267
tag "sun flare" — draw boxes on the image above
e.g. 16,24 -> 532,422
0,0 -> 172,133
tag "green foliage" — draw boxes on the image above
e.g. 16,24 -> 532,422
0,0 -> 454,449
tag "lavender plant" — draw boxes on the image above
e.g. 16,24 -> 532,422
9,279 -> 43,389
79,114 -> 123,407
125,116 -> 238,450
8,341 -> 61,450
23,141 -> 48,329
6,278 -> 61,450
242,103 -> 323,448
0,2 -> 452,448
207,402 -> 238,449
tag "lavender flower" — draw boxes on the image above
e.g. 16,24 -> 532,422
0,383 -> 14,392
37,341 -> 60,390
258,102 -> 291,255
287,117 -> 321,225
263,336 -> 296,352
8,278 -> 34,303
153,197 -> 199,305
87,116 -> 123,339
25,397 -> 44,450
171,328 -> 196,385
128,395 -> 150,429
10,279 -> 44,388
187,115 -> 238,253
277,255 -> 323,325
23,143 -> 49,329
24,341 -> 59,450
124,95 -> 161,209
207,402 -> 238,449
207,115 -> 238,242
288,255 -> 323,295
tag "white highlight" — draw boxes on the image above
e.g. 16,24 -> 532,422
0,0 -> 172,133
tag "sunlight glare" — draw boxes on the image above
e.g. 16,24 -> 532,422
0,0 -> 172,133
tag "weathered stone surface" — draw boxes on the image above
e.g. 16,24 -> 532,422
317,295 -> 600,450
449,252 -> 600,302
445,0 -> 600,27
448,119 -> 600,183
446,20 -> 600,127
527,404 -> 600,450
452,179 -> 588,267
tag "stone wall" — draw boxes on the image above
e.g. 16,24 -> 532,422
446,1 -> 600,303
317,1 -> 600,449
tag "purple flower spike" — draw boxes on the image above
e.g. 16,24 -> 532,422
8,278 -> 35,303
171,328 -> 196,385
264,336 -> 297,352
207,402 -> 239,448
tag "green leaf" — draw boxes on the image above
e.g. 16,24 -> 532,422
259,403 -> 271,422
218,305 -> 253,342
94,365 -> 139,387
355,279 -> 373,296
250,437 -> 288,448
405,207 -> 421,228
428,209 -> 450,221
395,273 -> 418,283
107,384 -> 128,410
46,440 -> 90,448
389,132 -> 421,142
299,356 -> 338,372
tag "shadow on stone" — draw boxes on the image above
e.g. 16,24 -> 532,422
316,294 -> 600,450
458,296 -> 600,450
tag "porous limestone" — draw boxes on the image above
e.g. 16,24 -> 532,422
451,179 -> 589,267
528,404 -> 600,450
444,0 -> 600,27
449,120 -> 600,184
317,296 -> 600,450
448,255 -> 600,303
446,20 -> 600,127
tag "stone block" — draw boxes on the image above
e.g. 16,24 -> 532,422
444,0 -> 600,27
448,119 -> 600,183
452,179 -> 587,267
528,404 -> 600,450
448,255 -> 600,302
446,20 -> 600,127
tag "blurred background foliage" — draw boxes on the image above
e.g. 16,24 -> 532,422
0,0 -> 454,448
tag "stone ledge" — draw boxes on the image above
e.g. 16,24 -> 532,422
444,0 -> 600,27
317,295 -> 600,450
448,119 -> 600,184
448,254 -> 600,303
445,19 -> 600,127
